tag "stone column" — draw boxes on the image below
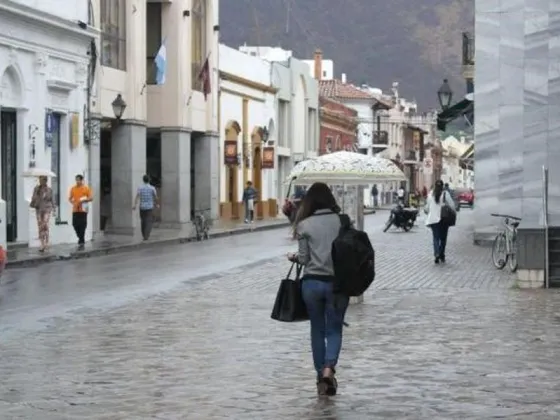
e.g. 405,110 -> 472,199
193,133 -> 220,221
110,120 -> 146,235
160,128 -> 192,229
87,115 -> 102,239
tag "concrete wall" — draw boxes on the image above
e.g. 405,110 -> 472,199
345,100 -> 374,151
474,0 -> 560,241
0,1 -> 95,245
10,0 -> 88,22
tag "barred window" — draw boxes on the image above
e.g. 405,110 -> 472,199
100,0 -> 126,70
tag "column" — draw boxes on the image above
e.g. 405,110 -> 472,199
110,121 -> 146,235
87,116 -> 102,239
160,129 -> 192,228
193,133 -> 220,221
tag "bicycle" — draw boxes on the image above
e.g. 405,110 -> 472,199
490,213 -> 521,272
192,209 -> 211,241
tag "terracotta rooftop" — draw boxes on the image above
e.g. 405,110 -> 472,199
319,79 -> 374,100
319,79 -> 393,109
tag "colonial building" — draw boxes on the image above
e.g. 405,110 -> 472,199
310,49 -> 392,158
0,0 -> 96,248
239,45 -> 320,202
318,97 -> 357,155
372,83 -> 440,193
89,0 -> 219,236
218,44 -> 277,221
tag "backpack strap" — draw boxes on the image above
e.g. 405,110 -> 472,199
338,213 -> 352,229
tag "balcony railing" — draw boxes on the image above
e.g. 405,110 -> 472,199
462,32 -> 474,65
372,130 -> 389,145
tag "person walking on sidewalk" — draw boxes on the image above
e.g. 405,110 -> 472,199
424,179 -> 456,264
287,182 -> 349,396
132,175 -> 158,240
371,184 -> 378,209
242,181 -> 258,223
69,174 -> 93,249
30,176 -> 55,253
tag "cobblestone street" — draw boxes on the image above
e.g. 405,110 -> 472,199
1,210 -> 560,419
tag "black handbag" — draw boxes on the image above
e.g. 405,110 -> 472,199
440,191 -> 457,226
270,262 -> 308,322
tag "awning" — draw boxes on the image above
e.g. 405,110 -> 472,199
459,143 -> 474,170
437,94 -> 474,131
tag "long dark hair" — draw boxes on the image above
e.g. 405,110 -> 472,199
292,182 -> 340,238
433,180 -> 444,204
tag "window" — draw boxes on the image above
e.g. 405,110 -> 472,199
146,2 -> 162,84
191,0 -> 207,90
100,0 -> 126,70
50,113 -> 62,218
322,70 -> 327,77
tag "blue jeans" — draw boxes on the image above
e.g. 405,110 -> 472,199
430,222 -> 449,257
302,279 -> 349,378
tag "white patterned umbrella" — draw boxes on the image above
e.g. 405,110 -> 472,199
286,151 -> 405,185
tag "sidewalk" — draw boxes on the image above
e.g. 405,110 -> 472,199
7,209 -> 383,269
6,217 -> 290,269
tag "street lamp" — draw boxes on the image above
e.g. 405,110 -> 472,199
260,126 -> 269,143
111,93 -> 127,119
437,79 -> 453,110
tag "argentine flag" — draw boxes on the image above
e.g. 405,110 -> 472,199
154,40 -> 167,85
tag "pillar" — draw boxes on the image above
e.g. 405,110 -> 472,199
87,115 -> 102,239
160,128 -> 191,228
110,121 -> 146,235
193,133 -> 220,221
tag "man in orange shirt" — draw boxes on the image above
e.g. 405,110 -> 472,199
69,174 -> 93,248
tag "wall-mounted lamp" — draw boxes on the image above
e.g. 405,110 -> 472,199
260,126 -> 269,142
28,124 -> 39,168
111,93 -> 126,120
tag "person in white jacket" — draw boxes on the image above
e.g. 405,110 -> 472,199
424,180 -> 456,263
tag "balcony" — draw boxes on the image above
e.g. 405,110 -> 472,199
371,130 -> 389,154
402,149 -> 420,164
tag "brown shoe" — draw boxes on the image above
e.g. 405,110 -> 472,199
318,368 -> 338,396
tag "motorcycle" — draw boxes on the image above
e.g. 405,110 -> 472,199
383,204 -> 418,232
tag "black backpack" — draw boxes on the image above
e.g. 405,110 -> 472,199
331,214 -> 375,296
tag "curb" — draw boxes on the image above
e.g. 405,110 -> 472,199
6,221 -> 291,269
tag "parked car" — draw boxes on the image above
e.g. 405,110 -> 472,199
456,188 -> 475,207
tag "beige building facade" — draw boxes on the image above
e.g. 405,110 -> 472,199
89,0 -> 219,236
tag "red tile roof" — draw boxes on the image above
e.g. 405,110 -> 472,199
319,80 -> 393,109
319,79 -> 374,100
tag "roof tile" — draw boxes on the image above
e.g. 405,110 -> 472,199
319,80 -> 374,100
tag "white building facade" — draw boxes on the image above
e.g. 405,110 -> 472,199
89,0 -> 220,237
239,46 -> 320,202
218,44 -> 277,221
441,136 -> 474,189
0,0 -> 97,248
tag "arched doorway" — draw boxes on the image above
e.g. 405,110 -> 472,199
224,120 -> 241,219
251,127 -> 264,219
0,65 -> 23,242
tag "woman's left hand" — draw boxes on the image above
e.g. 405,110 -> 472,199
287,252 -> 297,262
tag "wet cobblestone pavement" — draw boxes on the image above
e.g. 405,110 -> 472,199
1,211 -> 560,419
